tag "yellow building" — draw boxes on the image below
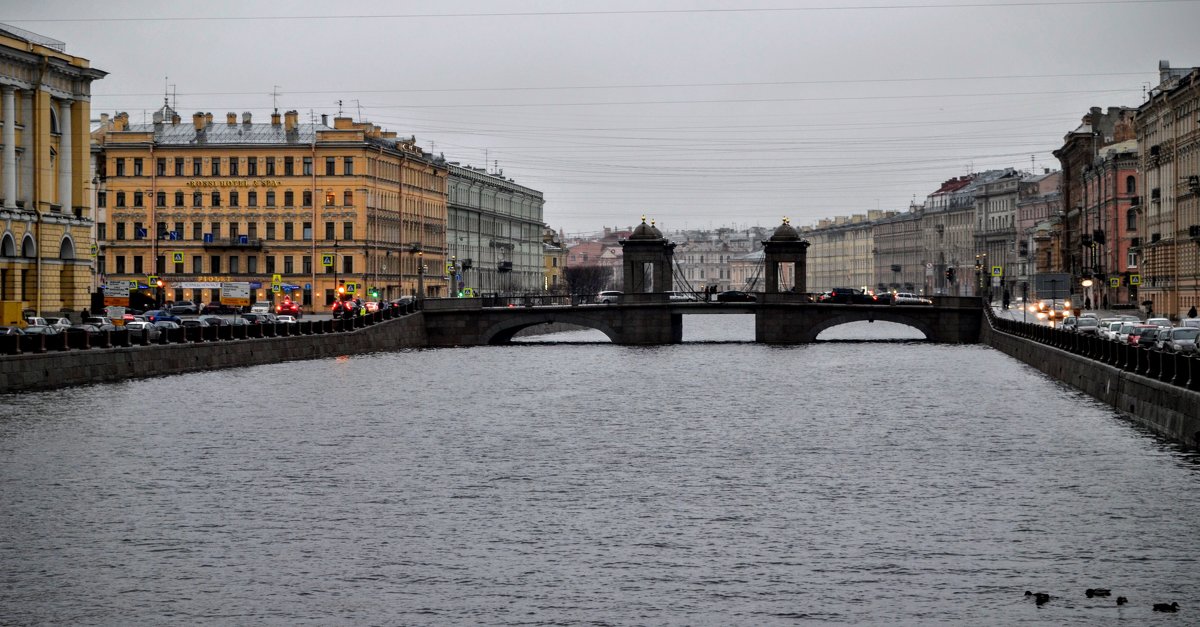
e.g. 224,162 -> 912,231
0,25 -> 106,315
96,108 -> 448,311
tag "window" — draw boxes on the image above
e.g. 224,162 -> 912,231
229,223 -> 240,239
302,221 -> 312,240
116,222 -> 126,240
266,191 -> 276,207
1127,208 -> 1138,231
266,223 -> 276,240
302,255 -> 312,274
116,191 -> 126,207
343,221 -> 353,240
247,222 -> 258,239
325,190 -> 334,206
343,157 -> 353,175
229,158 -> 239,176
97,223 -> 106,241
325,157 -> 336,175
229,190 -> 239,207
193,191 -> 203,207
247,157 -> 257,176
156,191 -> 166,207
343,190 -> 353,206
247,256 -> 258,273
1126,175 -> 1137,194
192,256 -> 203,274
174,261 -> 183,274
229,256 -> 239,274
265,255 -> 275,273
192,159 -> 201,176
248,191 -> 258,207
156,158 -> 166,176
284,222 -> 294,240
211,191 -> 221,208
133,158 -> 143,176
133,255 -> 143,274
284,157 -> 294,176
174,222 -> 183,239
1128,250 -> 1138,268
115,256 -> 125,274
302,190 -> 312,207
284,190 -> 294,207
210,255 -> 221,274
325,221 -> 335,240
342,255 -> 353,274
174,158 -> 184,176
98,191 -> 107,208
115,158 -> 125,176
302,157 -> 312,175
211,158 -> 220,176
211,223 -> 221,238
265,158 -> 275,176
193,222 -> 203,240
174,191 -> 184,207
131,191 -> 142,207
284,256 -> 294,274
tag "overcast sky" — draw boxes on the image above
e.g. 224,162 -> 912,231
6,0 -> 1200,234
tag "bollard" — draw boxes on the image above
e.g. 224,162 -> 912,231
1172,352 -> 1189,387
96,330 -> 113,349
1146,349 -> 1161,379
233,325 -> 247,341
138,328 -> 151,346
1159,350 -> 1176,384
20,334 -> 45,354
67,331 -> 88,350
249,324 -> 263,339
114,328 -> 131,348
0,334 -> 19,355
1187,355 -> 1200,391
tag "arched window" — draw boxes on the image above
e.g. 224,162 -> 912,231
1126,175 -> 1136,194
21,234 -> 36,258
156,191 -> 166,207
1127,208 -> 1138,231
59,236 -> 75,260
49,106 -> 59,134
0,233 -> 15,257
343,190 -> 353,206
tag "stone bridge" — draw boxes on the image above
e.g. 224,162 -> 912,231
421,296 -> 982,346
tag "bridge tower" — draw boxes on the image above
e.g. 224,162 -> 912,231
620,217 -> 676,302
761,218 -> 810,295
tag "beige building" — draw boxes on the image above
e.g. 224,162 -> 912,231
1137,61 -> 1200,318
0,25 -> 106,315
96,108 -> 448,311
802,211 -> 891,293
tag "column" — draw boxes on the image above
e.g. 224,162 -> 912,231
20,91 -> 32,206
2,86 -> 14,209
57,99 -> 72,212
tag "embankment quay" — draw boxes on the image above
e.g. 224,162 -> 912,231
2,297 -> 1197,450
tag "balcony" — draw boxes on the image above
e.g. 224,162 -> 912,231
202,236 -> 264,250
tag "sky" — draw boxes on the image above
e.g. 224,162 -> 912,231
6,0 -> 1200,235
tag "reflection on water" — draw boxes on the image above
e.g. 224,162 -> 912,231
1,315 -> 1198,625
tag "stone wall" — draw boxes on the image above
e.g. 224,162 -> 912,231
0,314 -> 427,393
981,316 -> 1200,448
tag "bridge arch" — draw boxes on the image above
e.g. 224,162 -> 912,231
804,309 -> 935,342
480,311 -> 620,345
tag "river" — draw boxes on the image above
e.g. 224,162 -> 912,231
2,315 -> 1198,625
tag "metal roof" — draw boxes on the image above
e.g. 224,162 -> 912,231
127,122 -> 327,145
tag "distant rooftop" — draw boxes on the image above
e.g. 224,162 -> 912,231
0,23 -> 66,52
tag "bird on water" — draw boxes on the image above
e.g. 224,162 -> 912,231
1086,588 -> 1111,598
1024,591 -> 1051,606
1153,602 -> 1180,613
1116,596 -> 1128,605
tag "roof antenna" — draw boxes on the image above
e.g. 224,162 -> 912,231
272,85 -> 281,112
337,99 -> 343,116
354,99 -> 362,120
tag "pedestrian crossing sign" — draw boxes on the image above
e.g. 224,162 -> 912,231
1109,277 -> 1120,288
322,254 -> 334,267
172,252 -> 184,263
991,266 -> 1003,277
1130,274 -> 1142,286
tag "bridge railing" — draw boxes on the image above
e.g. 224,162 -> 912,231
983,306 -> 1200,391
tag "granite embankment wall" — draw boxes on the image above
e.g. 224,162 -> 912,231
981,314 -> 1200,448
0,315 -> 427,393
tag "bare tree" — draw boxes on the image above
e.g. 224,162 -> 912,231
564,265 -> 611,298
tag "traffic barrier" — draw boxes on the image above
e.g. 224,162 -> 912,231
265,323 -> 278,338
114,329 -> 131,348
157,329 -> 171,345
1172,352 -> 1190,387
95,330 -> 112,349
172,327 -> 188,344
137,328 -> 151,346
248,325 -> 263,339
279,323 -> 291,337
202,326 -> 217,342
1146,349 -> 1161,379
299,320 -> 312,335
1189,356 -> 1200,391
232,325 -> 247,340
19,334 -> 45,354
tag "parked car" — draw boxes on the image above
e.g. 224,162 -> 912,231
276,315 -> 299,324
1180,318 -> 1200,329
241,313 -> 274,324
275,299 -> 301,317
1162,327 -> 1200,353
363,301 -> 380,313
152,320 -> 181,335
201,302 -> 239,315
22,325 -> 59,336
1116,322 -> 1138,344
1135,326 -> 1166,348
1074,317 -> 1101,335
169,300 -> 199,316
1146,317 -> 1172,328
144,309 -> 181,324
596,290 -> 622,304
0,326 -> 25,335
1126,325 -> 1158,347
179,318 -> 210,328
716,290 -> 757,303
66,324 -> 101,335
124,320 -> 161,340
250,302 -> 272,314
668,291 -> 699,302
84,317 -> 117,331
198,315 -> 230,326
1061,316 -> 1078,332
891,292 -> 932,305
47,317 -> 73,330
25,317 -> 48,327
331,300 -> 360,320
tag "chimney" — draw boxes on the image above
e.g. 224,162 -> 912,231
284,110 -> 298,132
242,111 -> 252,125
227,112 -> 237,125
152,111 -> 163,126
271,111 -> 281,126
171,113 -> 181,125
204,112 -> 213,126
321,113 -> 328,126
193,112 -> 206,131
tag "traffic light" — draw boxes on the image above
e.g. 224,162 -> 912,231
155,278 -> 165,289
337,284 -> 346,298
368,287 -> 380,299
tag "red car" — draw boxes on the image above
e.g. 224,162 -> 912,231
275,299 -> 301,317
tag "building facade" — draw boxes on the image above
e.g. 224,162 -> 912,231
802,212 -> 888,294
0,25 -> 106,315
97,109 -> 448,311
1136,61 -> 1200,318
446,163 -> 545,295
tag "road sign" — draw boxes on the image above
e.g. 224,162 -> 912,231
147,274 -> 159,286
220,282 -> 251,306
271,284 -> 281,293
90,244 -> 98,258
305,283 -> 311,290
172,252 -> 184,263
322,254 -> 334,267
1130,274 -> 1142,286
1110,277 -> 1121,288
202,233 -> 213,243
271,273 -> 282,284
991,266 -> 1003,277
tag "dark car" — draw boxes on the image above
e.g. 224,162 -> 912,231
169,300 -> 199,315
201,302 -> 239,315
275,299 -> 301,317
22,325 -> 59,335
716,290 -> 757,303
0,326 -> 25,335
144,309 -> 181,324
1128,325 -> 1160,347
824,287 -> 879,304
240,313 -> 273,325
331,299 -> 361,320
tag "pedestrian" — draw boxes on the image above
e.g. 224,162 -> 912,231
79,307 -> 89,322
1084,296 -> 1091,310
1102,293 -> 1109,309
1002,289 -> 1010,310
